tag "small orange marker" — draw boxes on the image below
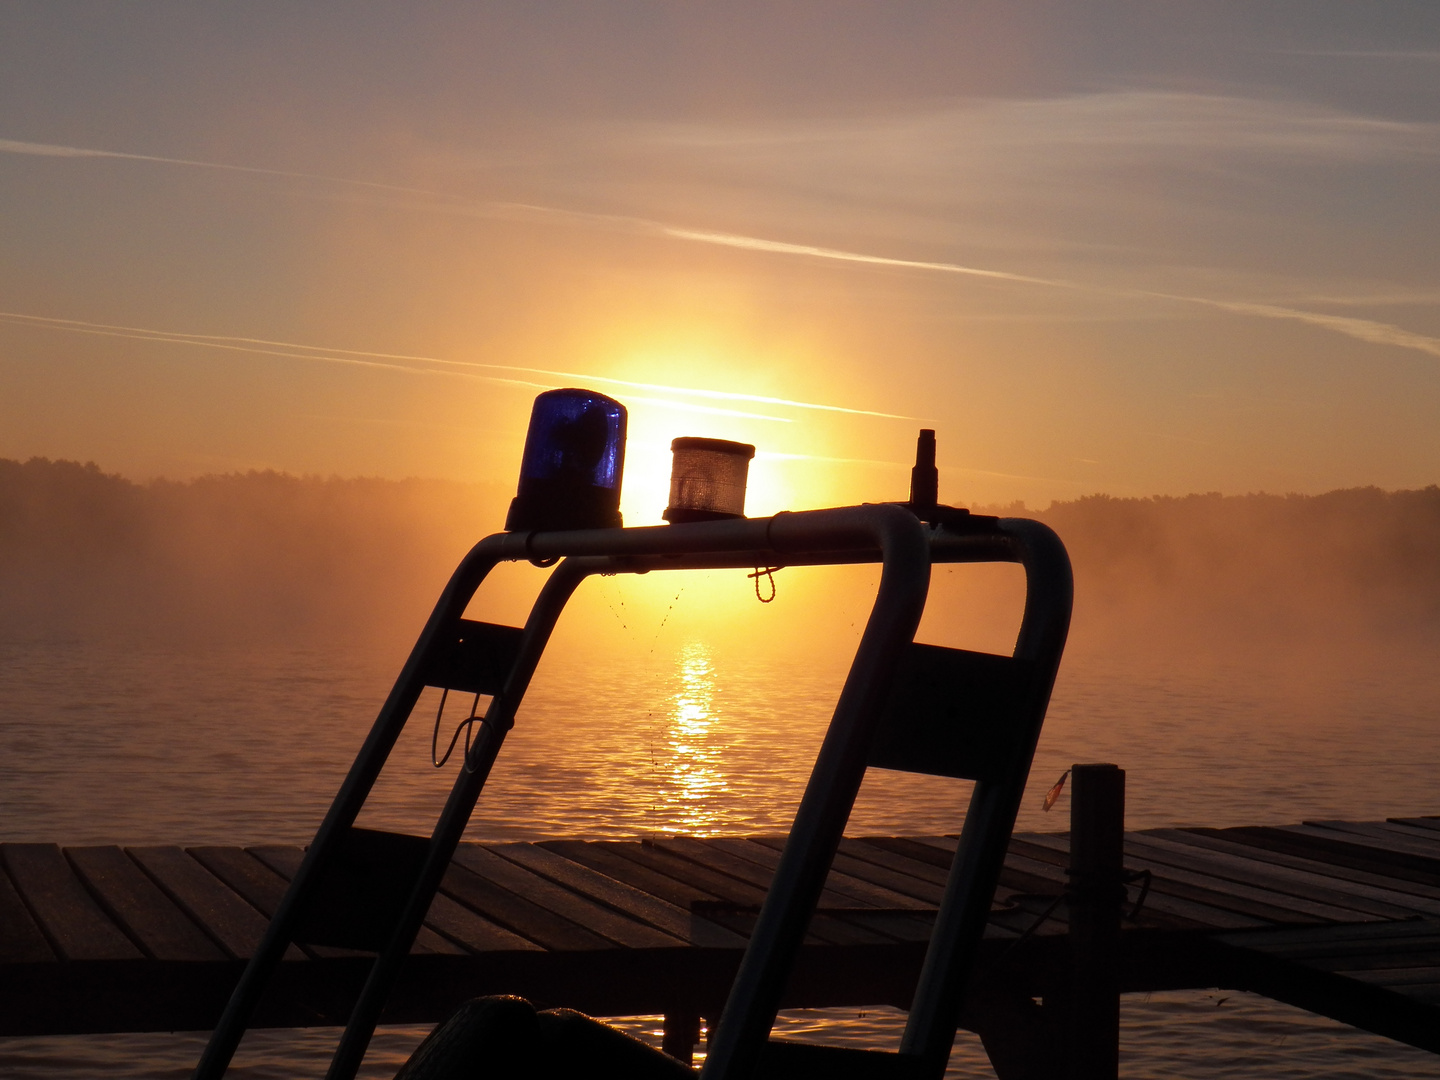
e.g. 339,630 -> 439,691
1042,769 -> 1070,812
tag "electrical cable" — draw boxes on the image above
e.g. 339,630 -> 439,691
431,687 -> 485,768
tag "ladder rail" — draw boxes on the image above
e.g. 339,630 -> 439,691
901,518 -> 1073,1074
193,542 -> 507,1080
324,556 -> 595,1079
699,506 -> 932,1080
194,505 -> 1063,1080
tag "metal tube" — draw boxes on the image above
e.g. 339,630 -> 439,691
900,519 -> 1073,1076
198,505 -> 1046,1079
700,504 -> 932,1080
323,559 -> 593,1080
192,544 -> 505,1080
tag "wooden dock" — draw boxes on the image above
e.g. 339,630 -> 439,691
3,818 -> 1439,1062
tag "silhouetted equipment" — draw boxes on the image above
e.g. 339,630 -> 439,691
192,418 -> 1074,1080
663,437 -> 756,523
909,429 -> 938,517
505,388 -> 627,532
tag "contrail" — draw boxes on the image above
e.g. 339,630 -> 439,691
0,137 -> 449,199
1162,296 -> 1440,360
0,311 -> 881,422
7,135 -> 1440,364
662,228 -> 1073,290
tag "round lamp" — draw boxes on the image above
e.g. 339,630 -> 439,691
505,388 -> 627,531
663,437 -> 756,523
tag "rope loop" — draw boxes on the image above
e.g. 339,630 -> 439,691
748,565 -> 781,603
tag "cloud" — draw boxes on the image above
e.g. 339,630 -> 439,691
1176,298 -> 1440,360
0,310 -> 898,423
0,137 -> 446,197
7,104 -> 1440,367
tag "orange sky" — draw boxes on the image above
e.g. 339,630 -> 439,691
2,3 -> 1439,518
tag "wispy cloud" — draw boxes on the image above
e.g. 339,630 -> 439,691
0,310 -> 905,423
0,137 -> 448,198
1172,298 -> 1440,360
7,112 -> 1440,367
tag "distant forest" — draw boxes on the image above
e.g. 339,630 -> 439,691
3,457 -> 1438,653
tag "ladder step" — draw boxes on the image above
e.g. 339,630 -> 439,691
293,828 -> 430,951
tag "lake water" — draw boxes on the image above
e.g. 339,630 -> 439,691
2,620 -> 1439,1078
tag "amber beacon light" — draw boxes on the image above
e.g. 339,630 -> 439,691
662,437 -> 756,523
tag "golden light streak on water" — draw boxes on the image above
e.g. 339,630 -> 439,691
657,642 -> 728,834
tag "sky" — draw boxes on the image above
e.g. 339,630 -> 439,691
2,2 -> 1439,522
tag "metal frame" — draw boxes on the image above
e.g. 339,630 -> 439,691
192,503 -> 1071,1080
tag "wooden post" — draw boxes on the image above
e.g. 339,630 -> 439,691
1066,763 -> 1124,1080
662,1011 -> 701,1065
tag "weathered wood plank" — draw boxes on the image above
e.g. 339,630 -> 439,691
1169,829 -> 1440,909
741,838 -> 937,909
0,828 -> 1436,1053
128,846 -> 301,962
984,835 -> 1274,930
1244,827 -> 1440,887
1392,818 -> 1440,835
189,846 -> 363,960
583,841 -> 862,945
1133,830 -> 1430,920
648,838 -> 902,945
2,844 -> 140,961
840,838 -> 953,890
658,837 -> 881,914
67,847 -> 225,962
703,838 -> 937,943
1174,826 -> 1440,892
539,841 -> 725,912
437,860 -> 614,952
486,842 -> 746,948
0,860 -> 57,963
1300,822 -> 1440,862
1373,821 -> 1440,844
1117,834 -> 1386,923
451,845 -> 684,950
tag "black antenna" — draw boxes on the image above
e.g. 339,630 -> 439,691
909,428 -> 938,515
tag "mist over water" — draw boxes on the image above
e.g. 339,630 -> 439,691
2,458 -> 1439,1077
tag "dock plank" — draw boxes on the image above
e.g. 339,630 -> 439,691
67,846 -> 225,962
486,842 -> 746,949
128,846 -> 301,962
438,860 -> 614,952
1118,834 -> 1385,924
451,845 -> 684,950
1235,827 -> 1440,888
1391,818 -> 1440,835
741,838 -> 936,909
1171,829 -> 1440,909
539,840 -> 725,912
1300,822 -> 1440,862
970,835 -> 1274,930
1373,822 -> 1440,844
578,841 -> 861,944
0,861 -> 57,963
2,844 -> 140,961
1138,830 -> 1436,920
843,838 -> 954,890
648,838 -> 902,946
4,823 -> 1440,1055
706,837 -> 937,944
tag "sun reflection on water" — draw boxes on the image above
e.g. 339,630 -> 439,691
657,641 -> 728,834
